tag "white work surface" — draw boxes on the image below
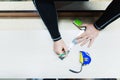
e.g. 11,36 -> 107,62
0,18 -> 120,78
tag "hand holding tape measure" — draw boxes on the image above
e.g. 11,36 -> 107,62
59,19 -> 87,60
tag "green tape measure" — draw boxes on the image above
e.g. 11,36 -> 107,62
73,19 -> 83,27
73,19 -> 86,30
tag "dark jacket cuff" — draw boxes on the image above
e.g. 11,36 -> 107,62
94,23 -> 103,31
53,36 -> 62,42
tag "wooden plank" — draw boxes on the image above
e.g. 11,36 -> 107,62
0,11 -> 103,17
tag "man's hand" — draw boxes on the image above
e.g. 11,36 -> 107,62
53,39 -> 68,55
76,24 -> 100,47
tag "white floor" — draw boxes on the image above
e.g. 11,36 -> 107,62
0,17 -> 120,78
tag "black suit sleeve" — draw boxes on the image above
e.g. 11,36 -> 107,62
33,0 -> 61,41
94,0 -> 120,30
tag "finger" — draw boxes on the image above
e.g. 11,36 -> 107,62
56,51 -> 63,55
76,33 -> 86,40
88,38 -> 95,48
80,37 -> 90,46
55,48 -> 64,55
77,36 -> 88,43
